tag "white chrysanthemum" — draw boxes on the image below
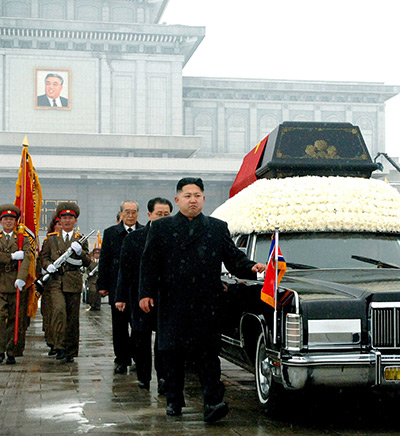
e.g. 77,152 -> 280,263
211,176 -> 400,235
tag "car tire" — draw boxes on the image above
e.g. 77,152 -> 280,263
255,329 -> 283,415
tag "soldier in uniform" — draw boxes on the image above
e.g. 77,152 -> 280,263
86,248 -> 101,311
39,202 -> 91,362
41,213 -> 62,356
0,204 -> 31,364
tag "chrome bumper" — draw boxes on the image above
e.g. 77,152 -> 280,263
281,349 -> 400,390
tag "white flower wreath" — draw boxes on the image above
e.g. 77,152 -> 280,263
211,176 -> 400,235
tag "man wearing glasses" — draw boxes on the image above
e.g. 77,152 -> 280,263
97,201 -> 143,374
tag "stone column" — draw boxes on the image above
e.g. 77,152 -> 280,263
282,104 -> 289,122
377,106 -> 385,156
184,102 -> 193,136
136,60 -> 147,134
345,105 -> 353,122
102,1 -> 110,22
67,0 -> 74,20
249,103 -> 257,146
314,104 -> 322,121
170,61 -> 183,135
217,103 -> 225,153
77,179 -> 89,233
99,55 -> 112,133
0,54 -> 3,131
31,0 -> 39,17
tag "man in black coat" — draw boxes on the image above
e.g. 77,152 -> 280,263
139,178 -> 266,422
115,197 -> 172,392
97,200 -> 144,374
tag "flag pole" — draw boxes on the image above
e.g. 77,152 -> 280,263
273,225 -> 279,344
14,136 -> 29,344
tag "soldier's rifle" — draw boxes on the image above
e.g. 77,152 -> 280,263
88,264 -> 99,277
35,229 -> 95,295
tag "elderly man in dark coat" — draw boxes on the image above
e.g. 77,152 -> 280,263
139,178 -> 266,423
97,200 -> 144,374
115,197 -> 172,392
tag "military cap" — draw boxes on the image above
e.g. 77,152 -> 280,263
50,212 -> 60,223
0,204 -> 20,220
56,202 -> 80,218
92,248 -> 101,254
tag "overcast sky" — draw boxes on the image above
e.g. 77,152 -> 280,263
161,0 -> 400,157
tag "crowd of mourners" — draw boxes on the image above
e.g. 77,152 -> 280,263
0,177 -> 266,423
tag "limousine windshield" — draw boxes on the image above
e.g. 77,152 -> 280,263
252,232 -> 400,269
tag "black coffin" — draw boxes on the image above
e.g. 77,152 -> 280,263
255,121 -> 378,179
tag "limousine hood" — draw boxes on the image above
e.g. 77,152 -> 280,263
282,268 -> 400,322
285,268 -> 400,295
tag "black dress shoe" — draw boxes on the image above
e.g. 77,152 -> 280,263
65,356 -> 74,363
86,306 -> 100,312
48,347 -> 57,356
204,402 -> 229,423
56,350 -> 65,360
138,380 -> 150,389
0,353 -> 5,364
166,403 -> 182,416
157,378 -> 167,395
114,364 -> 127,374
6,355 -> 16,365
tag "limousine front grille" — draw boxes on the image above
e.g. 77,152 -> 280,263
370,303 -> 400,349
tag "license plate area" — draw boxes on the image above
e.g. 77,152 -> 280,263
384,366 -> 400,381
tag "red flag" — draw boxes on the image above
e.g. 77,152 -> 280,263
229,135 -> 268,198
261,234 -> 287,308
15,137 -> 42,319
94,231 -> 102,249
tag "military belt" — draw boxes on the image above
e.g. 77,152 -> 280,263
59,264 -> 81,274
66,258 -> 83,266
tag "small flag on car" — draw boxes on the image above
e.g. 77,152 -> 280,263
261,232 -> 287,308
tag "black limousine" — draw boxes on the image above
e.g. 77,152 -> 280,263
212,122 -> 400,413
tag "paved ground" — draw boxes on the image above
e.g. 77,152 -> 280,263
1,302 -> 400,436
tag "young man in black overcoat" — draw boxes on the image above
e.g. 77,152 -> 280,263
139,178 -> 266,422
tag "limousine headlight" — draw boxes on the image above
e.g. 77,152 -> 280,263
308,319 -> 361,349
286,313 -> 303,351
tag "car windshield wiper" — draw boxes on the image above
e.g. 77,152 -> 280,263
351,255 -> 400,269
286,262 -> 317,270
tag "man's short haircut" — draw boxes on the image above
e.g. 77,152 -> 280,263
147,197 -> 173,213
176,177 -> 204,193
120,200 -> 139,212
116,211 -> 121,221
45,73 -> 64,85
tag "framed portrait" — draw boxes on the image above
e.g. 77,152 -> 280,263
34,67 -> 71,110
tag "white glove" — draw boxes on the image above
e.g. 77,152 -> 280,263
257,271 -> 265,280
46,264 -> 57,273
14,279 -> 25,289
11,251 -> 24,261
71,241 -> 82,256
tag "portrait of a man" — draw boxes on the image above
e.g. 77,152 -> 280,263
35,69 -> 71,109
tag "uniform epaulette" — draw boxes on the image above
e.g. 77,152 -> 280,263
47,232 -> 59,236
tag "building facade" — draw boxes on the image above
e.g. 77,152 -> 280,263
0,0 -> 399,236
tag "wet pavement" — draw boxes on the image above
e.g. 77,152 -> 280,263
1,303 -> 400,436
